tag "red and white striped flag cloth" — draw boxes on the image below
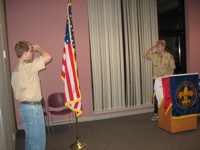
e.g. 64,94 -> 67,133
61,2 -> 82,117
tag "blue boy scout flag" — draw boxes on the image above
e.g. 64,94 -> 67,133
170,73 -> 200,117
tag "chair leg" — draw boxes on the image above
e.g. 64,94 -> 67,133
50,114 -> 54,135
44,116 -> 48,136
47,114 -> 50,136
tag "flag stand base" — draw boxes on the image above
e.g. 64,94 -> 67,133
70,139 -> 87,150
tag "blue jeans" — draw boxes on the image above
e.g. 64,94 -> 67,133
19,103 -> 46,150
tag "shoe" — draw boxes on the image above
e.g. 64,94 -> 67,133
151,114 -> 158,121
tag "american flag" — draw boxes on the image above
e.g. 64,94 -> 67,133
61,2 -> 82,117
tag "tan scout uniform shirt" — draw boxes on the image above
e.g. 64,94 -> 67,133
11,56 -> 45,101
145,51 -> 175,77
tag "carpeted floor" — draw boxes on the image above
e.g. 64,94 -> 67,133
16,112 -> 200,150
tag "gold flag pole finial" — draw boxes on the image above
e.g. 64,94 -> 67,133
68,0 -> 72,6
70,113 -> 87,150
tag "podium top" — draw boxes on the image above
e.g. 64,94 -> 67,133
154,73 -> 199,79
170,73 -> 198,77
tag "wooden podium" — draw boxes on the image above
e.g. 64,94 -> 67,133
158,101 -> 197,133
157,73 -> 199,133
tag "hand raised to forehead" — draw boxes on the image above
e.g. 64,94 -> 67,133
32,44 -> 41,52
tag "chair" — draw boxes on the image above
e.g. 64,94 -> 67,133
47,93 -> 73,134
41,98 -> 50,135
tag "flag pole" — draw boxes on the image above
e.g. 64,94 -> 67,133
64,0 -> 86,149
70,113 -> 87,150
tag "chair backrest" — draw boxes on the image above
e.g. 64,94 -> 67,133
48,93 -> 65,108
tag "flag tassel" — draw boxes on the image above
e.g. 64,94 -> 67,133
70,113 -> 87,150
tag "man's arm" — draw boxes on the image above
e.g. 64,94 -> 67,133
32,44 -> 52,64
170,69 -> 174,75
169,54 -> 175,75
143,45 -> 155,58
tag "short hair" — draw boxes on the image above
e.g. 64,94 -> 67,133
15,41 -> 31,58
156,40 -> 166,47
